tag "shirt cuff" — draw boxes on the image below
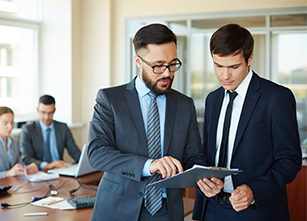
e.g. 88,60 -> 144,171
40,162 -> 47,170
142,159 -> 154,177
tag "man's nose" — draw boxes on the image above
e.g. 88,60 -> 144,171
222,68 -> 231,79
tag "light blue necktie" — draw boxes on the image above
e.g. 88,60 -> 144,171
44,128 -> 52,163
145,91 -> 162,216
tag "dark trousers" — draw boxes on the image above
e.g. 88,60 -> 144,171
138,198 -> 170,221
204,197 -> 241,221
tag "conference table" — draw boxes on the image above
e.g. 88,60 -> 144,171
0,171 -> 194,220
0,171 -> 103,221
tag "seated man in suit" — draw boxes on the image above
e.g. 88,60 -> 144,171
19,95 -> 81,170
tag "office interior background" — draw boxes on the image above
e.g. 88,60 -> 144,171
0,0 -> 306,162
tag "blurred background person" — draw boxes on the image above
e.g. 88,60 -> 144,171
0,106 -> 38,178
19,95 -> 81,170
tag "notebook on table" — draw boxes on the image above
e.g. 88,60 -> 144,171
48,144 -> 98,177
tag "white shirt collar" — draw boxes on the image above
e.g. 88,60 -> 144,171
225,69 -> 253,99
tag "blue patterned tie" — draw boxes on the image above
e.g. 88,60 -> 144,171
145,91 -> 162,216
44,128 -> 52,163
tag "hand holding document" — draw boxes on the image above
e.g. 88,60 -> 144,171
148,165 -> 242,188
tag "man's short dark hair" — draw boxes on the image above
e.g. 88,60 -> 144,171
210,23 -> 254,64
133,23 -> 177,54
39,95 -> 55,105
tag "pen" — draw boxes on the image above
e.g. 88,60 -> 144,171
45,198 -> 66,206
24,212 -> 48,216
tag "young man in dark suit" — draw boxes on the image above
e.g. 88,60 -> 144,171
192,24 -> 302,221
19,95 -> 80,170
88,24 -> 206,221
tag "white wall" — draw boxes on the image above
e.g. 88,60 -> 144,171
72,0 -> 111,146
40,0 -> 73,123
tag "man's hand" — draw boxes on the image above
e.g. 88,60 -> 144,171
150,156 -> 183,179
197,177 -> 224,198
5,163 -> 24,177
44,160 -> 67,170
229,184 -> 254,212
26,162 -> 39,174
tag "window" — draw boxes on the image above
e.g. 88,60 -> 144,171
0,0 -> 40,121
272,32 -> 307,141
126,7 -> 307,143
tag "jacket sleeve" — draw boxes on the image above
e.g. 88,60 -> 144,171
87,88 -> 147,182
246,87 -> 302,208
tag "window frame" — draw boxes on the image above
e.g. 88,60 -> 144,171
125,7 -> 307,142
0,13 -> 40,122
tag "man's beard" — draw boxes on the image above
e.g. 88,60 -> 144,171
141,69 -> 174,95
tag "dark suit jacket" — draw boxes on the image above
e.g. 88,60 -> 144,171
193,72 -> 302,221
19,120 -> 81,167
88,78 -> 206,221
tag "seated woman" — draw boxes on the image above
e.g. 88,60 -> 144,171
0,106 -> 38,178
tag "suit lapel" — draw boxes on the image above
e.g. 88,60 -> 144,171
163,91 -> 177,155
53,121 -> 62,157
232,72 -> 261,157
34,121 -> 44,158
209,88 -> 224,162
124,79 -> 147,157
0,142 -> 10,169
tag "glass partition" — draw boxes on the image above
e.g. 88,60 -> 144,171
272,32 -> 307,142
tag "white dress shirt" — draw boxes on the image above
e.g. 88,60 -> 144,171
215,70 -> 253,193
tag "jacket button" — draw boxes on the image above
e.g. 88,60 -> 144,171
138,192 -> 143,197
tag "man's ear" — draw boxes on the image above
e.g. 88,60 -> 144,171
134,54 -> 142,69
247,52 -> 254,67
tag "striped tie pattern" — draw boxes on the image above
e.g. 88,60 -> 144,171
144,91 -> 162,216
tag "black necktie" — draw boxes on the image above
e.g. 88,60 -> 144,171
44,128 -> 52,163
145,91 -> 162,216
218,91 -> 238,168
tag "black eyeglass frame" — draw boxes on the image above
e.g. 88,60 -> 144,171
137,55 -> 182,74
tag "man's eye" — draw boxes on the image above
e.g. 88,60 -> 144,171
232,66 -> 239,69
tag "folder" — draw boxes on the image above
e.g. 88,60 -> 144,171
148,165 -> 242,188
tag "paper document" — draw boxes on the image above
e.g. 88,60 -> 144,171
18,171 -> 59,182
31,196 -> 75,210
148,165 -> 242,188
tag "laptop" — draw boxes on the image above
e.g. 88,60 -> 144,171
48,144 -> 98,177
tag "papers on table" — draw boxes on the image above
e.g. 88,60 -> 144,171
18,171 -> 59,182
31,196 -> 75,210
148,164 -> 243,188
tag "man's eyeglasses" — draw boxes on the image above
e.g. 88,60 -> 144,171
137,55 -> 182,74
38,110 -> 55,116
